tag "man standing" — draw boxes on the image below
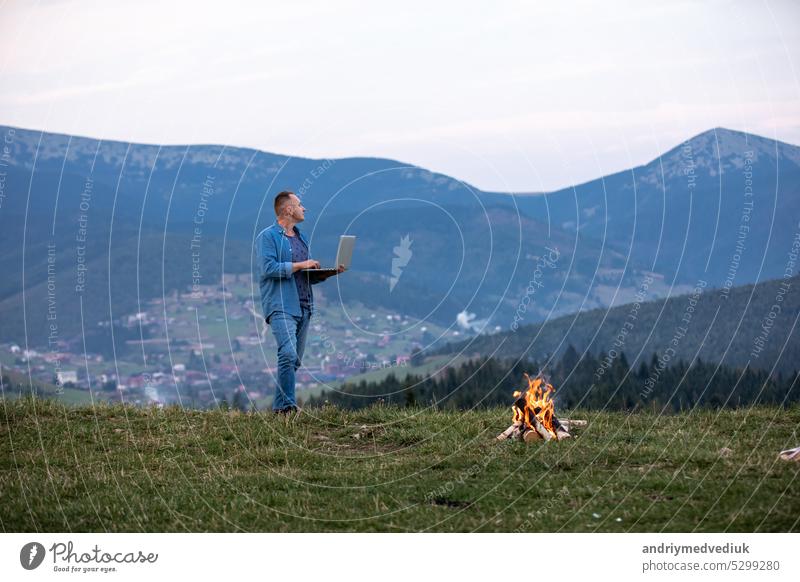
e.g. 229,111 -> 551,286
256,191 -> 345,414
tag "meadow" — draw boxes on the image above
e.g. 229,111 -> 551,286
1,398 -> 798,532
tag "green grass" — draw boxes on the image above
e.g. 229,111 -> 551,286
1,397 -> 798,532
1,367 -> 99,406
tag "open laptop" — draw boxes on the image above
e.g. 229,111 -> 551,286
303,235 -> 356,275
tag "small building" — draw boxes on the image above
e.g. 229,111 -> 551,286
56,370 -> 78,385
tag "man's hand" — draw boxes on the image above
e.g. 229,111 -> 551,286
292,259 -> 320,273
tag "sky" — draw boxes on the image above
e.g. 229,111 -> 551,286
1,0 -> 799,192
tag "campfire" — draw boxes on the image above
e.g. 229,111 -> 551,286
496,372 -> 586,442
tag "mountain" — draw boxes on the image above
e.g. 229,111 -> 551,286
1,124 -> 798,351
511,128 -> 800,286
435,273 -> 800,374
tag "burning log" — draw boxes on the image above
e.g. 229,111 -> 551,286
496,372 -> 586,442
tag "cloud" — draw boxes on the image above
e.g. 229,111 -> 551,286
1,0 -> 798,191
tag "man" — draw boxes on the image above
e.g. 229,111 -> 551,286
256,191 -> 345,414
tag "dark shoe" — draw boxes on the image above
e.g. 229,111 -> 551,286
273,405 -> 301,415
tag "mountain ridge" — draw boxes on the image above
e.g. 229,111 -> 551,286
5,123 -> 800,192
1,123 -> 797,352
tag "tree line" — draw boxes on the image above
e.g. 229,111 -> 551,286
308,346 -> 799,412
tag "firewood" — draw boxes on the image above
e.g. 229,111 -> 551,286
497,391 -> 586,442
532,417 -> 553,441
558,419 -> 587,431
497,418 -> 580,441
496,423 -> 522,441
523,429 -> 542,443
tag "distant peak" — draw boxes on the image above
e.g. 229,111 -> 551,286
683,126 -> 791,151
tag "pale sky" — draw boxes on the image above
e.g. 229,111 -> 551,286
1,0 -> 799,192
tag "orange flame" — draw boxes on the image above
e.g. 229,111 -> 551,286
512,373 -> 557,438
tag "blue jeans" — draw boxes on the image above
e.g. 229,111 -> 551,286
269,307 -> 311,410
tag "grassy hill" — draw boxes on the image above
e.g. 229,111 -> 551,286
1,365 -> 93,405
2,397 -> 798,532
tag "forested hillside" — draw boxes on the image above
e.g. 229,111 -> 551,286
436,274 -> 800,373
310,350 -> 798,412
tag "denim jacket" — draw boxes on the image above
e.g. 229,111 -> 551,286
256,222 -> 324,324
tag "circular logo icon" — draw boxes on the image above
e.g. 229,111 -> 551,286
20,542 -> 46,570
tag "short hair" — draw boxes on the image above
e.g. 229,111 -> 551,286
274,191 -> 295,216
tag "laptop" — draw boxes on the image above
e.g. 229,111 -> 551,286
303,235 -> 356,275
